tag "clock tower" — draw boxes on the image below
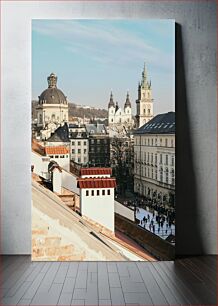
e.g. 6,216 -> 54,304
135,64 -> 154,128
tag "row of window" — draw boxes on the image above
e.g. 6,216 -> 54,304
72,157 -> 87,163
90,139 -> 109,145
135,137 -> 174,147
85,189 -> 111,196
135,154 -> 175,167
135,167 -> 175,185
71,140 -> 87,146
49,155 -> 68,158
72,149 -> 87,154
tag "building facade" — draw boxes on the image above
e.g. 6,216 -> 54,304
134,112 -> 175,206
86,124 -> 110,167
45,146 -> 70,172
135,64 -> 154,128
77,168 -> 116,232
35,73 -> 69,140
108,92 -> 134,128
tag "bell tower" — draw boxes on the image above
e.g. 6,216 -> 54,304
135,63 -> 154,128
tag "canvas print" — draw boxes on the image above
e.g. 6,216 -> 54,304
31,20 -> 175,261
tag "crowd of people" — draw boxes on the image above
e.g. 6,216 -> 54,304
121,195 -> 175,239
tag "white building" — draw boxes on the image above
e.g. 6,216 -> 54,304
35,73 -> 69,140
134,112 -> 175,206
68,124 -> 89,165
45,146 -> 70,172
136,64 -> 154,128
108,92 -> 134,128
77,168 -> 116,232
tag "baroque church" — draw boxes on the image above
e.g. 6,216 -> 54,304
34,73 -> 69,140
108,91 -> 134,128
107,63 -> 154,129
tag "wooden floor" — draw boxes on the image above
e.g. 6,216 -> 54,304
0,256 -> 217,305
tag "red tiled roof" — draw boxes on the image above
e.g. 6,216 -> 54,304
80,167 -> 112,176
45,146 -> 69,155
77,178 -> 116,189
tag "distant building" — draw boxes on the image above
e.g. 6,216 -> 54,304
68,124 -> 89,165
45,123 -> 70,146
86,124 -> 110,167
77,168 -> 116,232
108,91 -> 134,128
34,73 -> 69,140
134,112 -> 175,206
136,64 -> 154,128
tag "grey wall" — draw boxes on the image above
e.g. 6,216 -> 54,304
1,1 -> 217,255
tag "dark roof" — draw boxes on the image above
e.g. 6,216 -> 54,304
124,92 -> 131,108
38,73 -> 67,105
134,112 -> 175,135
85,124 -> 108,135
47,123 -> 70,142
69,132 -> 88,139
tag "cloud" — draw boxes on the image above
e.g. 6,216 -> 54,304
32,20 -> 174,72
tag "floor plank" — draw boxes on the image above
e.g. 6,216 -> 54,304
0,256 -> 217,305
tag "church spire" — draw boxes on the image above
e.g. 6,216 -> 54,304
108,90 -> 115,108
124,91 -> 131,108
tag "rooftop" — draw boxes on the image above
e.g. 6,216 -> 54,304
134,112 -> 175,135
77,178 -> 116,189
80,168 -> 112,176
47,123 -> 70,142
45,146 -> 69,155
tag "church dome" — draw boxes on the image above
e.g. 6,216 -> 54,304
38,73 -> 67,105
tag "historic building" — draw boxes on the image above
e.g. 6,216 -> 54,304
35,73 -> 69,140
108,91 -> 134,128
85,124 -> 110,167
134,112 -> 175,206
135,64 -> 154,128
68,124 -> 89,165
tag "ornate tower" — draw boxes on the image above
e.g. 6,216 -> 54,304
124,91 -> 132,125
135,64 -> 154,128
108,91 -> 115,126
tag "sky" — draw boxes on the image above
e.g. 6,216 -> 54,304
32,19 -> 175,115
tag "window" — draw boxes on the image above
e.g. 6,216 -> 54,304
39,114 -> 42,124
151,153 -> 153,163
152,168 -> 154,179
166,168 -> 169,183
55,155 -> 59,158
160,168 -> 163,182
66,155 -> 68,158
60,155 -> 64,158
155,169 -> 158,180
171,169 -> 175,185
160,138 -> 162,146
171,156 -> 174,166
155,154 -> 157,165
84,157 -> 87,163
84,149 -> 87,154
78,158 -> 81,163
72,141 -> 75,146
84,141 -> 86,146
91,139 -> 95,144
102,190 -> 105,196
107,190 -> 110,195
97,139 -> 100,144
151,139 -> 154,146
97,190 -> 100,196
155,138 -> 157,146
78,141 -> 81,146
86,190 -> 89,196
78,149 -> 81,154
165,139 -> 168,147
160,154 -> 162,164
91,190 -> 94,196
171,139 -> 174,147
72,149 -> 75,154
50,155 -> 54,158
144,109 -> 146,114
147,153 -> 149,163
148,109 -> 150,114
148,168 -> 150,178
166,155 -> 168,165
148,139 -> 150,146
